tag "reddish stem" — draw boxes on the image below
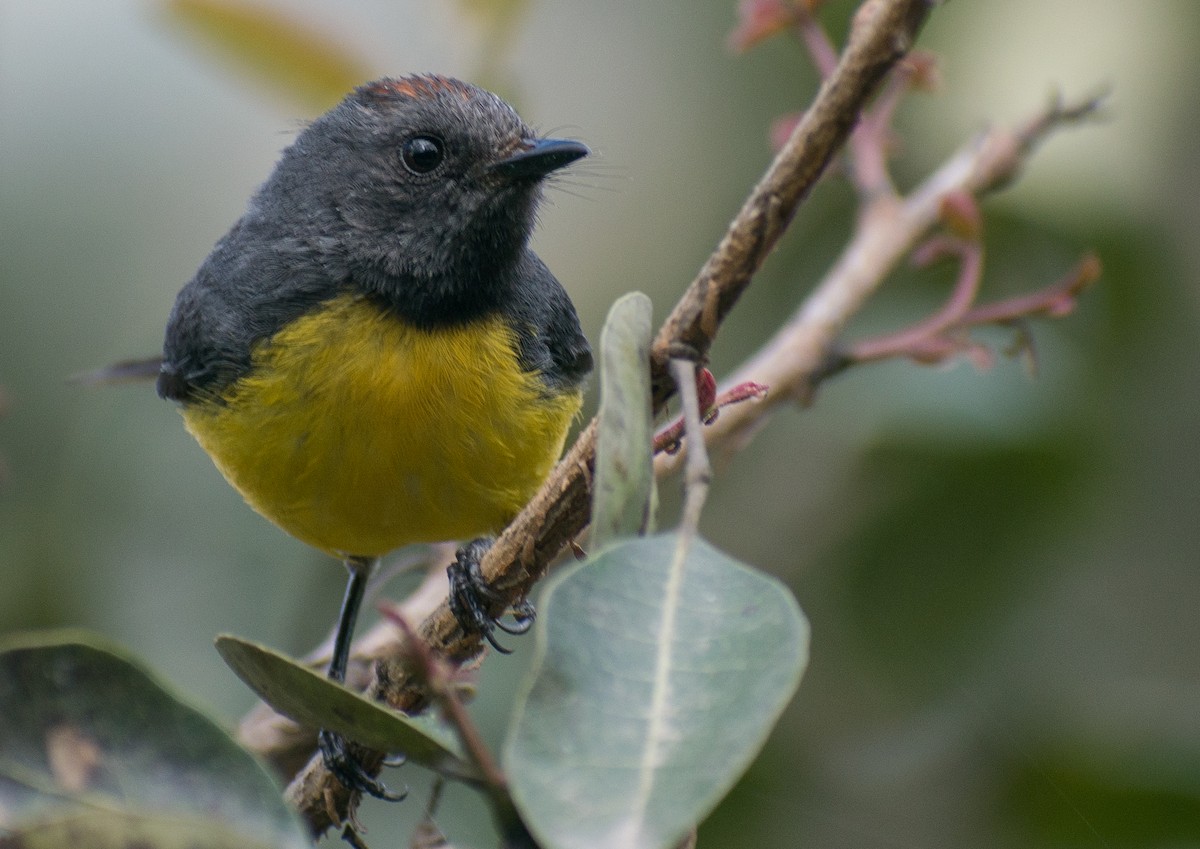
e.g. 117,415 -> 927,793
655,376 -> 769,455
793,5 -> 840,78
850,232 -> 983,362
959,254 -> 1101,325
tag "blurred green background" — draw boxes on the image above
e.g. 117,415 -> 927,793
2,0 -> 1198,846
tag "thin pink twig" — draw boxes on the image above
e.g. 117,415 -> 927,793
655,374 -> 768,455
960,254 -> 1101,325
849,232 -> 984,362
793,5 -> 839,78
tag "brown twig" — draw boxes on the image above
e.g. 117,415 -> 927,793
284,0 -> 933,834
647,0 -> 932,404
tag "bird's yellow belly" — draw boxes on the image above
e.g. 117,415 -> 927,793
181,294 -> 581,558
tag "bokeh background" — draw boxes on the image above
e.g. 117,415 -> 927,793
2,1 -> 1198,846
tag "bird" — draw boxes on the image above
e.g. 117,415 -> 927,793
156,74 -> 592,797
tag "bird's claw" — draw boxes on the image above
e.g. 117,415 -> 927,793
318,729 -> 407,802
447,538 -> 536,653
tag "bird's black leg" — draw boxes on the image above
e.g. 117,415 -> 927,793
447,537 -> 536,654
318,556 -> 407,801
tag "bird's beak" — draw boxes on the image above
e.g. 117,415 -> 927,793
490,138 -> 589,180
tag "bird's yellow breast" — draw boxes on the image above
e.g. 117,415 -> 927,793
181,293 -> 581,558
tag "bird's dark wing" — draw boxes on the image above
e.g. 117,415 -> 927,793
158,218 -> 344,403
504,250 -> 593,393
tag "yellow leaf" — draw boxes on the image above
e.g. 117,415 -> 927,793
163,0 -> 374,114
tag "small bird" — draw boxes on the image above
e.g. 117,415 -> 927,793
157,75 -> 592,797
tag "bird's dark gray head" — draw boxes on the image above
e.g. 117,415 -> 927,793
254,74 -> 587,325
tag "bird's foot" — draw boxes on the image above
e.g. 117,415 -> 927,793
318,728 -> 407,801
447,537 -> 535,653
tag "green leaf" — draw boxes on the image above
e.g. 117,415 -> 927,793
504,534 -> 808,849
591,292 -> 655,551
1,810 -> 287,849
162,0 -> 374,114
214,635 -> 470,777
0,630 -> 308,849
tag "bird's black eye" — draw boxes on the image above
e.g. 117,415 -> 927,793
401,135 -> 444,174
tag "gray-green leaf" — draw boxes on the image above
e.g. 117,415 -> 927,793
504,534 -> 809,849
0,630 -> 308,849
592,291 -> 655,551
214,635 -> 469,778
